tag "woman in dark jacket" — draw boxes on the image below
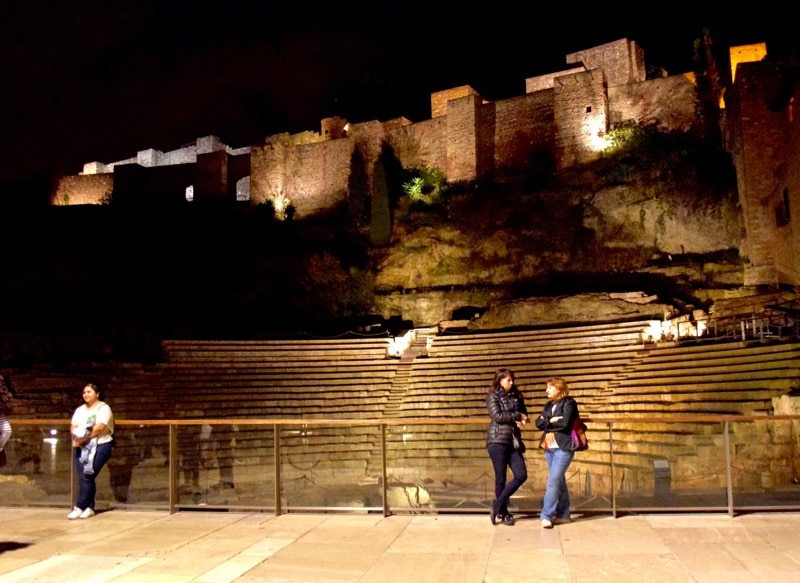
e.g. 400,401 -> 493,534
486,368 -> 529,526
535,376 -> 579,528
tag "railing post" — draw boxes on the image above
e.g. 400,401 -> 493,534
609,422 -> 616,518
169,423 -> 177,514
381,424 -> 389,517
724,421 -> 734,516
274,424 -> 282,516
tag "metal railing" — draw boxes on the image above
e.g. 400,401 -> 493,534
4,415 -> 800,517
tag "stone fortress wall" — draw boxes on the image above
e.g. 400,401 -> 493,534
55,38 -> 694,214
53,37 -> 800,289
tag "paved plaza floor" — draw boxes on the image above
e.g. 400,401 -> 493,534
2,507 -> 800,582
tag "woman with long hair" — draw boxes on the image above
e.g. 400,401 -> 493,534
485,368 -> 529,526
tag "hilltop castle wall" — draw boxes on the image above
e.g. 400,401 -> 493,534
55,38 -> 682,212
609,74 -> 698,132
385,117 -> 447,172
490,90 -> 555,172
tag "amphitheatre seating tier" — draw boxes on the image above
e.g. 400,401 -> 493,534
606,341 -> 800,380
429,320 -> 649,357
161,338 -> 391,362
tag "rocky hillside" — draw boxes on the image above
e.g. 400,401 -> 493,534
369,128 -> 752,328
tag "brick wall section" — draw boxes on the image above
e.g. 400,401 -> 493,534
609,74 -> 698,132
773,111 -> 800,284
52,174 -> 114,205
752,66 -> 800,286
250,134 -> 290,205
446,94 -> 481,182
281,140 -> 348,217
726,61 -> 789,285
554,69 -> 608,169
493,91 -> 555,171
386,117 -> 447,171
566,38 -> 645,87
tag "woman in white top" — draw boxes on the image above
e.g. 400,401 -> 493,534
68,383 -> 114,519
0,376 -> 12,464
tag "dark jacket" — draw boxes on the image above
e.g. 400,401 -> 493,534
486,386 -> 527,445
535,397 -> 579,450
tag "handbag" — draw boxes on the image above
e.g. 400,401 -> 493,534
569,417 -> 589,451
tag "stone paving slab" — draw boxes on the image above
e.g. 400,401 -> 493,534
2,508 -> 800,582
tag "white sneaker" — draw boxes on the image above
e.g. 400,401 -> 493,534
67,507 -> 83,520
79,508 -> 95,519
541,519 -> 553,529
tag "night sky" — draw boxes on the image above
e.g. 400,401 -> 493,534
0,0 -> 796,197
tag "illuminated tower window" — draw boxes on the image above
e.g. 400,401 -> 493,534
185,185 -> 194,202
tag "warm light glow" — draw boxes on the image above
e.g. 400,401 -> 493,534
729,43 -> 767,84
271,193 -> 290,220
584,116 -> 610,153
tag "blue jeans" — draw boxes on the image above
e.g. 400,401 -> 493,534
487,443 -> 527,515
74,441 -> 113,510
541,447 -> 574,521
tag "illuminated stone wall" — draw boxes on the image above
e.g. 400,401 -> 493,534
609,74 -> 698,132
492,90 -> 555,171
280,139 -> 351,217
553,69 -> 609,169
773,104 -> 800,285
250,134 -> 291,206
726,61 -> 790,286
385,117 -> 447,171
566,38 -> 646,87
728,59 -> 800,287
51,174 -> 113,206
445,93 -> 482,182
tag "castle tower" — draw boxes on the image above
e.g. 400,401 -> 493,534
553,69 -> 609,169
566,38 -> 645,87
725,56 -> 788,286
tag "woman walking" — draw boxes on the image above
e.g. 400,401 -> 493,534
485,368 -> 529,526
535,377 -> 579,528
69,383 -> 114,519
